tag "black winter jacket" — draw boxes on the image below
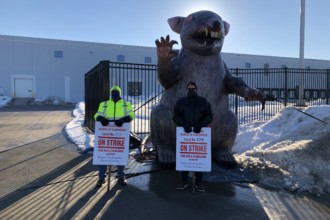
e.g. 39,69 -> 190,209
172,94 -> 213,127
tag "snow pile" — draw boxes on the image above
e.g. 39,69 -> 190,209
0,95 -> 66,107
29,96 -> 64,105
65,102 -> 93,152
0,96 -> 12,107
233,105 -> 330,195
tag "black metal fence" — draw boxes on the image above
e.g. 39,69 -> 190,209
85,61 -> 330,138
229,68 -> 330,124
84,60 -> 109,131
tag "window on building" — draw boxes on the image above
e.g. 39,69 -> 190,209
54,51 -> 63,58
144,57 -> 152,64
280,90 -> 286,99
245,63 -> 251,68
117,55 -> 125,62
262,89 -> 270,95
304,90 -> 311,99
127,81 -> 142,96
288,90 -> 296,99
320,90 -> 326,99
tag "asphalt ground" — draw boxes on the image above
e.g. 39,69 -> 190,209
0,105 -> 329,220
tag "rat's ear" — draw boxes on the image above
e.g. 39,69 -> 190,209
168,16 -> 185,34
223,21 -> 230,36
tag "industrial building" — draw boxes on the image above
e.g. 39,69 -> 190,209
1,34 -> 329,103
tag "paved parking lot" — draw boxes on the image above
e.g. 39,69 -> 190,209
0,105 -> 75,152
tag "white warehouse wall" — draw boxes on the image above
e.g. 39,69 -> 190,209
223,53 -> 330,69
0,35 -> 157,103
1,34 -> 330,103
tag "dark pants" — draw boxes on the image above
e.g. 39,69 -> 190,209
98,165 -> 125,180
180,171 -> 203,183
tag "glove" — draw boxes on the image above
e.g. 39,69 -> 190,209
193,126 -> 202,133
121,115 -> 132,123
183,123 -> 192,133
96,116 -> 109,126
115,119 -> 124,127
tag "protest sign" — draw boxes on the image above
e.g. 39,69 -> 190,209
93,122 -> 130,166
176,127 -> 211,172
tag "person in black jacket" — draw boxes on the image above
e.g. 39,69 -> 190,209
172,81 -> 213,192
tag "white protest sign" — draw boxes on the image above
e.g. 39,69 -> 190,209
93,122 -> 130,166
176,127 -> 211,172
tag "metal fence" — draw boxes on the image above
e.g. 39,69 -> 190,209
85,61 -> 330,138
84,60 -> 109,131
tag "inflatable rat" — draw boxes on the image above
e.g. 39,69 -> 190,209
149,10 -> 266,167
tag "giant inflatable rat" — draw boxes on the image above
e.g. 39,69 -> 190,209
150,10 -> 266,167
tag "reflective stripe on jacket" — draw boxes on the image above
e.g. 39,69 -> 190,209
94,99 -> 135,121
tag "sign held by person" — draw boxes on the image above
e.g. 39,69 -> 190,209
176,127 -> 211,171
93,122 -> 130,166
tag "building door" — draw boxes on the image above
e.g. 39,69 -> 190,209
14,78 -> 33,98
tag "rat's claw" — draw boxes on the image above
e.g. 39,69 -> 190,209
170,40 -> 178,46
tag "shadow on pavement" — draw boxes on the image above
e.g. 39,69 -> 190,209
0,153 -> 270,220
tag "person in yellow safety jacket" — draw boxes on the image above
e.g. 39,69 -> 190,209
94,85 -> 135,187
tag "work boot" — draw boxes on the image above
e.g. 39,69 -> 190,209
176,180 -> 188,190
118,178 -> 127,186
195,182 -> 206,192
96,179 -> 105,187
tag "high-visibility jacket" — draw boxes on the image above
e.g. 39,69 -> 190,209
94,99 -> 135,121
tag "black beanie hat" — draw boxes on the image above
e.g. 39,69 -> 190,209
186,81 -> 197,90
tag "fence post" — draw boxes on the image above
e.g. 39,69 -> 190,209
284,67 -> 288,107
296,68 -> 306,106
327,69 -> 330,105
235,68 -> 239,115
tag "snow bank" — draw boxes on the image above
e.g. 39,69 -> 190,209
234,105 -> 330,195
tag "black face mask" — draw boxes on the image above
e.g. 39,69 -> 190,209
111,92 -> 120,101
187,90 -> 197,97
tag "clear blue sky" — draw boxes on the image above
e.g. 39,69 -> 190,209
1,0 -> 329,60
